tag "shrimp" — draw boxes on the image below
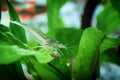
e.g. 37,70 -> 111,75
10,21 -> 67,57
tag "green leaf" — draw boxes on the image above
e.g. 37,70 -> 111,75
0,65 -> 14,80
75,27 -> 105,80
0,31 -> 12,43
100,48 -> 120,65
24,57 -> 42,80
0,24 -> 9,32
97,2 -> 120,34
0,44 -> 34,64
55,28 -> 83,57
0,62 -> 27,80
47,0 -> 68,38
29,59 -> 61,80
14,62 -> 27,80
0,31 -> 28,49
6,0 -> 27,43
100,37 -> 120,53
0,45 -> 22,64
47,0 -> 68,10
44,63 -> 72,80
48,28 -> 82,80
42,63 -> 66,80
110,0 -> 120,13
35,49 -> 54,63
0,42 -> 56,64
5,32 -> 29,49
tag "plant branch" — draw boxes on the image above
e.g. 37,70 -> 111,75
81,0 -> 101,29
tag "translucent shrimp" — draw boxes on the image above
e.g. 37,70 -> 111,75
10,21 -> 67,56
